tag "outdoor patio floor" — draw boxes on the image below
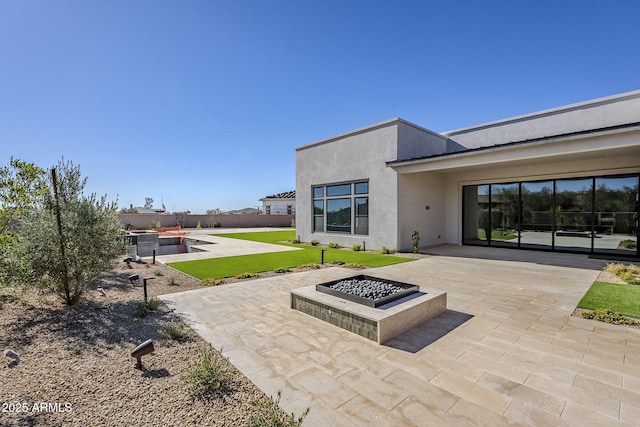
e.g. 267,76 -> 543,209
160,245 -> 640,426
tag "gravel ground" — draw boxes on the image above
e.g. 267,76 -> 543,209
0,249 -> 427,426
0,260 -> 288,427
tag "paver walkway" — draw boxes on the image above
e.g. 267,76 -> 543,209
160,245 -> 640,426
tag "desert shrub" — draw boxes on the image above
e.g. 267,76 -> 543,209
310,240 -> 319,246
196,221 -> 202,229
344,262 -> 364,269
606,263 -> 640,285
182,344 -> 229,397
411,230 -> 420,253
250,390 -> 310,427
351,244 -> 361,252
154,270 -> 163,276
200,278 -> 225,287
290,238 -> 301,244
380,246 -> 395,254
619,239 -> 637,250
328,242 -> 340,249
150,220 -> 162,229
330,260 -> 345,265
235,272 -> 259,279
158,321 -> 191,342
581,308 -> 640,326
274,267 -> 290,273
168,277 -> 178,286
134,298 -> 160,318
297,263 -> 320,269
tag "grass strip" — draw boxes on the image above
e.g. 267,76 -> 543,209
169,231 -> 411,280
577,281 -> 640,318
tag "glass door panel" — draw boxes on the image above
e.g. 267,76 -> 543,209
555,178 -> 593,252
490,183 -> 519,247
520,181 -> 554,250
462,185 -> 489,245
593,176 -> 638,255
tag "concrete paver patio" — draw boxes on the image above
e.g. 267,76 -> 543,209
160,245 -> 640,426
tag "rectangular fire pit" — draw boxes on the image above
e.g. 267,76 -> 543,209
291,275 -> 446,344
316,275 -> 419,308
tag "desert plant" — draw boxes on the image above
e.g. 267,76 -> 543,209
581,308 -> 640,326
380,246 -> 395,254
213,222 -> 222,228
168,277 -> 178,286
196,221 -> 202,229
310,240 -> 319,246
411,230 -> 420,253
328,242 -> 340,249
250,390 -> 310,427
134,298 -> 160,318
154,270 -> 163,276
290,238 -> 301,244
234,272 -> 259,279
297,263 -> 320,269
7,159 -> 125,305
274,267 -> 290,273
330,260 -> 345,265
158,321 -> 192,342
200,278 -> 225,287
344,262 -> 364,269
351,244 -> 361,251
150,220 -> 162,229
605,263 -> 640,285
182,344 -> 229,397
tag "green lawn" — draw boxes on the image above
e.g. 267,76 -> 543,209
168,230 -> 412,280
577,281 -> 640,318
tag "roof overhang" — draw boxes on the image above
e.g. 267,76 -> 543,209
387,123 -> 640,174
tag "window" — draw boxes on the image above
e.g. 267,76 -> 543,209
462,174 -> 639,255
287,205 -> 292,214
312,181 -> 369,235
265,205 -> 271,215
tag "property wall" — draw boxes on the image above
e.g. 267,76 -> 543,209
296,122 -> 400,250
118,213 -> 294,230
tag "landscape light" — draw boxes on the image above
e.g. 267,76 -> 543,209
4,349 -> 20,364
128,274 -> 140,285
131,339 -> 154,368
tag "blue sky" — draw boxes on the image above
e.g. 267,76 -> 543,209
1,1 -> 638,213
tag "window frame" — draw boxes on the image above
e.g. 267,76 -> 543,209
312,180 -> 369,235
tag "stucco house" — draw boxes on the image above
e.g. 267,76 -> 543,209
296,90 -> 640,257
260,190 -> 296,215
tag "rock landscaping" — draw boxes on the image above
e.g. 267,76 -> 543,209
0,260 -> 288,426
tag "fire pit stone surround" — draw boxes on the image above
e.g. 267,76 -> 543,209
291,274 -> 446,344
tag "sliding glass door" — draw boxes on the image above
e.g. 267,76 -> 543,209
462,174 -> 639,256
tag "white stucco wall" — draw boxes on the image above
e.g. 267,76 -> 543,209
296,122 -> 400,249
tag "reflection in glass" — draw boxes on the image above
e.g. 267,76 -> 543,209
326,184 -> 351,196
520,181 -> 554,249
355,182 -> 369,194
554,178 -> 593,252
326,198 -> 351,232
313,200 -> 324,232
462,185 -> 489,245
354,197 -> 368,235
593,176 -> 638,255
491,183 -> 519,247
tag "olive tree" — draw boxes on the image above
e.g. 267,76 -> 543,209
0,158 -> 47,286
11,159 -> 125,305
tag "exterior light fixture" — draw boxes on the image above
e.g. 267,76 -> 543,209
131,339 -> 154,368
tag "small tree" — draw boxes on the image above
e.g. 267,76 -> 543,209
144,197 -> 154,209
0,157 -> 47,236
10,159 -> 125,305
